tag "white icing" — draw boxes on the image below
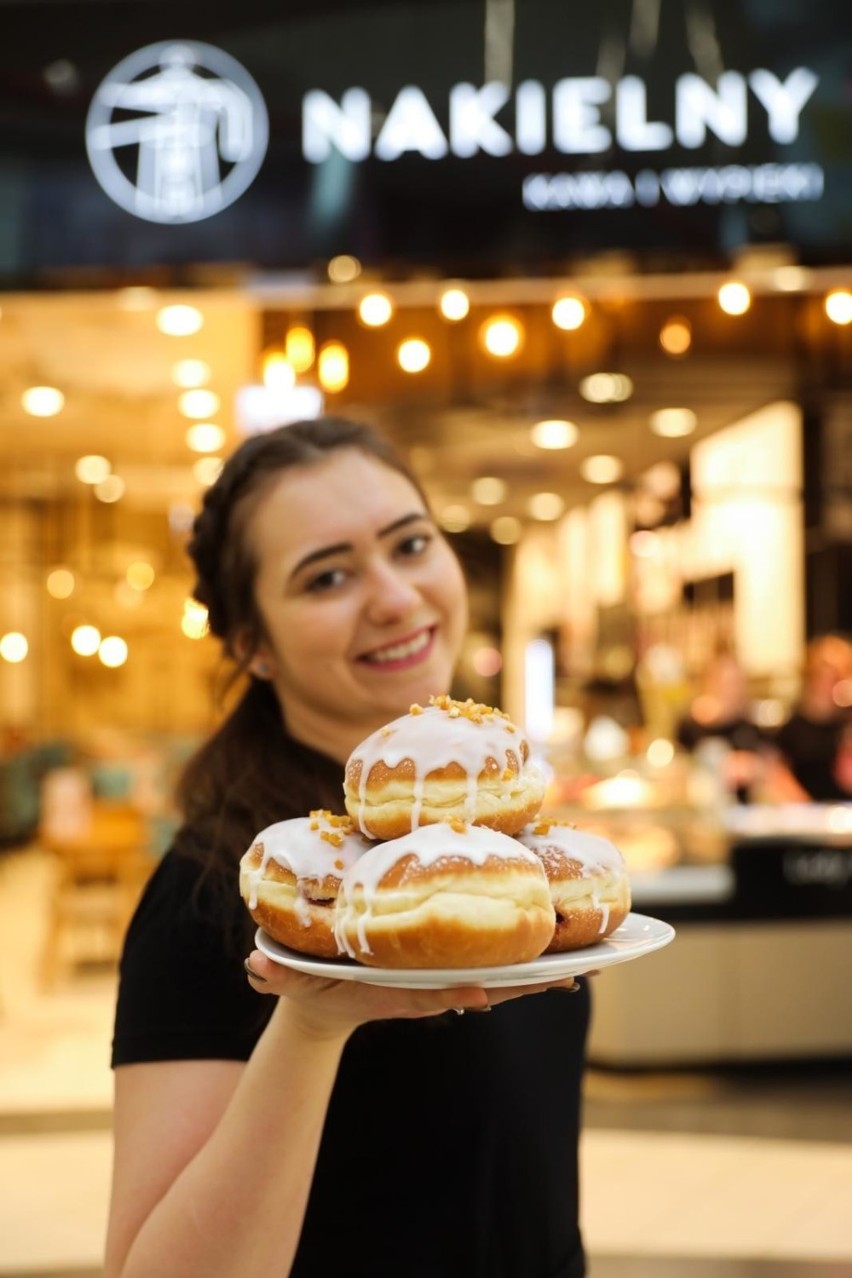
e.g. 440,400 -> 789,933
348,702 -> 535,833
243,813 -> 369,920
334,821 -> 541,957
516,822 -> 626,875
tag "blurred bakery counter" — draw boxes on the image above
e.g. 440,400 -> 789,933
547,795 -> 852,1068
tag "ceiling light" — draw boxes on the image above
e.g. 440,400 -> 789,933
527,492 -> 565,520
531,419 -> 578,450
156,304 -> 203,336
286,326 -> 315,372
825,289 -> 852,326
439,504 -> 471,533
472,476 -> 508,505
75,454 -> 111,484
358,292 -> 394,326
490,516 -> 523,545
193,456 -> 224,486
317,341 -> 349,392
22,385 -> 64,416
480,315 -> 523,358
0,632 -> 28,663
659,316 -> 692,356
717,281 -> 751,315
94,474 -> 126,503
552,295 -> 587,330
46,567 -> 75,599
579,372 -> 634,403
126,561 -> 155,591
71,624 -> 101,656
397,338 -> 431,373
327,255 -> 361,283
580,454 -> 623,484
99,636 -> 128,668
186,423 -> 226,453
439,287 -> 470,321
179,388 -> 220,418
649,408 -> 697,438
171,359 -> 211,388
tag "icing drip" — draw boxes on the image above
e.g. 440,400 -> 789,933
516,821 -> 626,875
334,822 -> 542,957
350,698 -> 535,831
244,811 -> 368,920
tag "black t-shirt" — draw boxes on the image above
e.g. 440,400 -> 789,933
775,712 -> 851,802
676,713 -> 766,754
113,847 -> 590,1278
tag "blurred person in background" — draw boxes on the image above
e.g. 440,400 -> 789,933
676,650 -> 769,804
768,634 -> 852,803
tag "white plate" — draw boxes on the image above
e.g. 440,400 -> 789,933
254,912 -> 675,989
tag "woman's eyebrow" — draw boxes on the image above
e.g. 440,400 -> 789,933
289,511 -> 430,580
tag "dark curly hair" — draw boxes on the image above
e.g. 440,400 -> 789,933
175,416 -> 430,879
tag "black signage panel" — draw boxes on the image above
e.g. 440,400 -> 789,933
2,0 -> 851,283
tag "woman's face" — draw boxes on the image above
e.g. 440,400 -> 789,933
244,449 -> 468,760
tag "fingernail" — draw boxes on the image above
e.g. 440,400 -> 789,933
470,1006 -> 492,1013
244,957 -> 267,983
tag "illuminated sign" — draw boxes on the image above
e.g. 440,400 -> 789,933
86,41 -> 269,224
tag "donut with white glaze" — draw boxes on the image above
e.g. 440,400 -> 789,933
334,821 -> 557,968
240,811 -> 370,957
515,820 -> 631,952
344,696 -> 546,840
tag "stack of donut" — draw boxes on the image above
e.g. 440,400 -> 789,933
239,696 -> 631,969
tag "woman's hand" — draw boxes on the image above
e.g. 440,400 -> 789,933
244,948 -> 579,1040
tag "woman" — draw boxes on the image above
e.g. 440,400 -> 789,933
105,417 -> 590,1278
770,634 -> 852,802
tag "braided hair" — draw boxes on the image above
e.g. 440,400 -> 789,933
174,416 -> 428,878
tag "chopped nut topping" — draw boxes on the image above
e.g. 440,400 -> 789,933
334,859 -> 345,871
320,830 -> 344,847
428,693 -> 515,728
449,817 -> 468,833
409,703 -> 423,715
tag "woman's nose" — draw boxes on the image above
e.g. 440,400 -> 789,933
365,560 -> 420,621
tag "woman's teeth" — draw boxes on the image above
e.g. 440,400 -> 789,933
366,630 -> 431,664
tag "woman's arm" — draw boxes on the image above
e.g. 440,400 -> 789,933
105,957 -> 523,1278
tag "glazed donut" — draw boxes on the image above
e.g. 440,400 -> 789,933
334,821 -> 556,968
240,810 -> 370,957
344,695 -> 546,840
515,820 -> 631,952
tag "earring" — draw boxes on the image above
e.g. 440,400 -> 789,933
254,660 -> 272,678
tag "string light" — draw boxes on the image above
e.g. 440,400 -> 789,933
659,316 -> 692,356
531,419 -> 578,450
75,455 -> 111,484
22,386 -> 64,416
156,304 -> 203,336
718,281 -> 751,315
439,287 -> 470,321
397,338 -> 431,373
171,359 -> 211,388
99,636 -> 128,668
581,455 -> 623,484
178,389 -> 220,418
286,326 -> 315,372
71,624 -> 101,656
317,341 -> 349,393
551,296 -> 587,330
825,289 -> 852,325
0,632 -> 28,663
358,292 -> 394,327
480,315 -> 523,358
262,351 -> 296,393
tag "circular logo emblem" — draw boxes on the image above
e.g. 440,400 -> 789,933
86,41 -> 269,224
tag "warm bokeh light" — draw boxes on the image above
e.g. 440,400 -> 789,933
718,281 -> 751,315
358,292 -> 394,327
193,456 -> 224,486
317,341 -> 349,393
178,388 -> 220,418
551,296 -> 587,331
472,476 -> 508,505
630,530 -> 663,558
117,286 -> 157,311
527,492 -> 565,520
649,407 -> 698,438
439,504 -> 471,533
642,461 -> 681,498
75,454 -> 111,484
99,636 -> 128,668
156,304 -> 203,336
472,646 -> 503,676
286,326 -> 316,372
579,372 -> 634,403
581,454 -> 623,484
46,567 -> 75,599
0,632 -> 28,663
22,385 -> 65,417
397,338 -> 431,373
531,419 -> 578,450
71,624 -> 101,656
262,351 -> 296,393
185,423 -> 226,453
327,255 -> 361,283
659,316 -> 692,356
772,266 -> 809,292
126,561 -> 155,591
490,515 -> 523,545
646,738 -> 675,768
480,315 -> 523,358
439,287 -> 470,321
824,289 -> 852,325
171,359 -> 211,388
181,599 -> 209,639
94,474 -> 126,503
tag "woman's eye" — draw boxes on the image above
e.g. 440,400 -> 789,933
397,532 -> 432,557
306,567 -> 347,593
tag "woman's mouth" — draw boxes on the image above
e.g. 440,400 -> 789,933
359,627 -> 436,670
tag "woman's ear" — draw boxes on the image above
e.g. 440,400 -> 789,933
234,630 -> 276,680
